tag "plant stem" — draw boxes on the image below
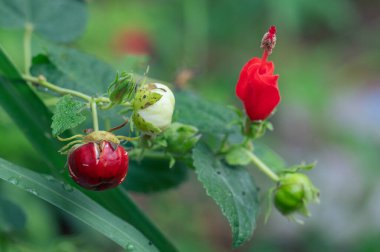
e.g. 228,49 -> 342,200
22,75 -> 132,109
57,134 -> 84,142
23,23 -> 33,75
117,136 -> 140,142
248,152 -> 279,181
23,75 -> 92,101
90,98 -> 99,131
141,150 -> 171,160
94,97 -> 111,103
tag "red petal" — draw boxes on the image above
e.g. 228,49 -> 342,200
236,57 -> 261,99
254,73 -> 279,87
244,82 -> 281,121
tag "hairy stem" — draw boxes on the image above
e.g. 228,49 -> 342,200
94,97 -> 111,103
90,98 -> 99,131
127,149 -> 171,161
23,23 -> 33,75
57,134 -> 84,142
23,75 -> 92,101
117,136 -> 140,142
22,75 -> 133,110
248,152 -> 279,181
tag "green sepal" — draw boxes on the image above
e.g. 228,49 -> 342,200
133,84 -> 163,111
263,187 -> 275,224
132,112 -> 161,134
227,105 -> 244,118
245,120 -> 273,139
108,72 -> 136,104
284,162 -> 317,173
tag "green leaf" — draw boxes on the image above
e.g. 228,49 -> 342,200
0,46 -> 20,79
88,189 -> 178,252
0,158 -> 158,251
175,92 -> 241,152
192,143 -> 259,247
0,197 -> 26,233
225,146 -> 252,166
174,92 -> 238,136
31,46 -> 115,96
51,95 -> 86,136
0,0 -> 87,43
123,158 -> 188,193
0,46 -> 65,172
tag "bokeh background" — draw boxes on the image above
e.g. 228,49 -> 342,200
1,0 -> 380,251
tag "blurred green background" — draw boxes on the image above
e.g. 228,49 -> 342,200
1,0 -> 380,251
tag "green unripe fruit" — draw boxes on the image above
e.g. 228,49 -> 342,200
274,173 -> 319,216
274,183 -> 305,215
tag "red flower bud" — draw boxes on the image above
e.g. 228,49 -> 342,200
68,141 -> 129,191
236,26 -> 280,121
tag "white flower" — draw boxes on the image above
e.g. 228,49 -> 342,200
133,83 -> 175,134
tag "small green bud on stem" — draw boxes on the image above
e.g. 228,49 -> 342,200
164,123 -> 200,155
274,173 -> 319,217
108,72 -> 136,104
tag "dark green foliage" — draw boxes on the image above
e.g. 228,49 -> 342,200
0,0 -> 87,42
31,47 -> 115,96
193,143 -> 259,247
124,158 -> 188,193
0,197 -> 26,233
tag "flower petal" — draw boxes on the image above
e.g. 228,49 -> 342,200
244,82 -> 281,121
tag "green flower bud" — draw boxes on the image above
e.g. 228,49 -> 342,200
164,122 -> 200,155
108,72 -> 136,104
274,173 -> 319,216
132,83 -> 175,134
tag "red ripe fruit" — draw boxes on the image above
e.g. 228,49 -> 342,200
68,140 -> 129,191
